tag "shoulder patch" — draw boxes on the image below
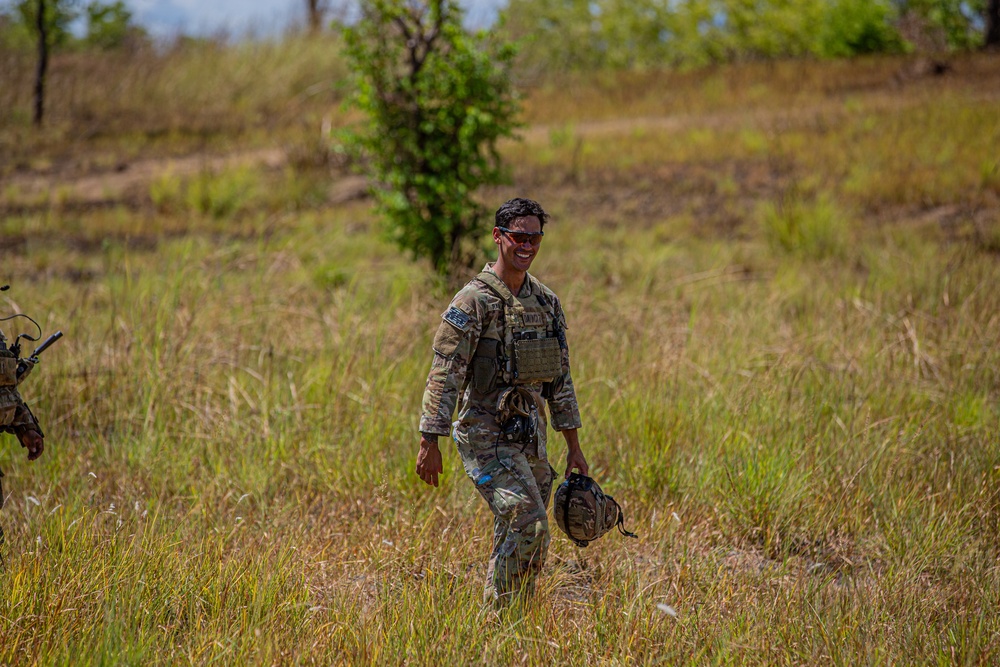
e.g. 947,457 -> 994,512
442,306 -> 472,332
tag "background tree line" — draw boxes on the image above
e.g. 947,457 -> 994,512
501,0 -> 999,70
2,0 -> 996,67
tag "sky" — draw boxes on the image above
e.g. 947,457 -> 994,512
128,0 -> 507,39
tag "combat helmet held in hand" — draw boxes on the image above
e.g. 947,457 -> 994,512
554,472 -> 638,548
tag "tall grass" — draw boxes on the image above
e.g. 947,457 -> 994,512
0,35 -> 348,164
1,46 -> 999,664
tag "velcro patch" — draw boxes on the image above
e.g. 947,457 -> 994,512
443,306 -> 472,331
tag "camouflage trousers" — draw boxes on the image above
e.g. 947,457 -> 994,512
458,442 -> 555,603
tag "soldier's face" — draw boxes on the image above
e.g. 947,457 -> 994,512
494,215 -> 542,272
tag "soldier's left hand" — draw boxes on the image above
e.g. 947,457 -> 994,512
565,448 -> 589,479
18,429 -> 44,461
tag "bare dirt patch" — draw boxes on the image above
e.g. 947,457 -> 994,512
2,147 -> 286,208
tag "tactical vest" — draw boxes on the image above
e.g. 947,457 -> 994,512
473,270 -> 564,389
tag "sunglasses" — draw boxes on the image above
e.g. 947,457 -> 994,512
497,226 -> 544,246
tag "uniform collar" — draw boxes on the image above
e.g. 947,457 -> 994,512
483,262 -> 532,297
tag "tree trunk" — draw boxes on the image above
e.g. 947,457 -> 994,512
986,0 -> 1000,49
33,0 -> 48,126
307,0 -> 323,33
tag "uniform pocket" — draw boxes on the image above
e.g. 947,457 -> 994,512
472,338 -> 501,394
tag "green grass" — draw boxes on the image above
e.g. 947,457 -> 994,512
1,45 -> 1000,664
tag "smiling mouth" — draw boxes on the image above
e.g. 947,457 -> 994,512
515,251 -> 533,259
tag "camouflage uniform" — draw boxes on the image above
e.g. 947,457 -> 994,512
420,263 -> 582,601
0,332 -> 43,544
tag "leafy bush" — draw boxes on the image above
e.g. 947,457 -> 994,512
818,0 -> 906,57
341,0 -> 519,275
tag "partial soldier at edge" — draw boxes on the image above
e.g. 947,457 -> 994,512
1,285 -> 59,553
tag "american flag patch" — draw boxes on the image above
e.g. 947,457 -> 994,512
443,306 -> 472,331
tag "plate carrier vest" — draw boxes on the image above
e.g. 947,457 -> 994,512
473,270 -> 564,388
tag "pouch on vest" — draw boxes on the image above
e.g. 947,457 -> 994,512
0,357 -> 16,387
472,337 -> 501,394
513,336 -> 562,384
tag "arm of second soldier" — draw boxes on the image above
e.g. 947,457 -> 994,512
11,400 -> 44,461
547,296 -> 587,478
416,298 -> 482,487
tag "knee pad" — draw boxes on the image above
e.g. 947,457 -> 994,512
519,514 -> 549,555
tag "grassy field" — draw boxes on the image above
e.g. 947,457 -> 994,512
1,42 -> 1000,664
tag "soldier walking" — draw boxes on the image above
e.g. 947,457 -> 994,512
416,198 -> 589,605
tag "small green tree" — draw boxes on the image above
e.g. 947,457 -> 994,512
84,0 -> 144,50
342,0 -> 520,276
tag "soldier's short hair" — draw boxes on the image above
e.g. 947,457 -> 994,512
495,198 -> 548,230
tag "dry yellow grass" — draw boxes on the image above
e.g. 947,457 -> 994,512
1,45 -> 999,664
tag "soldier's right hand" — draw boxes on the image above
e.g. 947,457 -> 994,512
18,429 -> 44,461
416,435 -> 443,487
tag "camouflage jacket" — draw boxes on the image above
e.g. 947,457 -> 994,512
419,264 -> 582,462
0,340 -> 42,436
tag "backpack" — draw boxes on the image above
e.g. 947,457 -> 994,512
554,473 -> 638,548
